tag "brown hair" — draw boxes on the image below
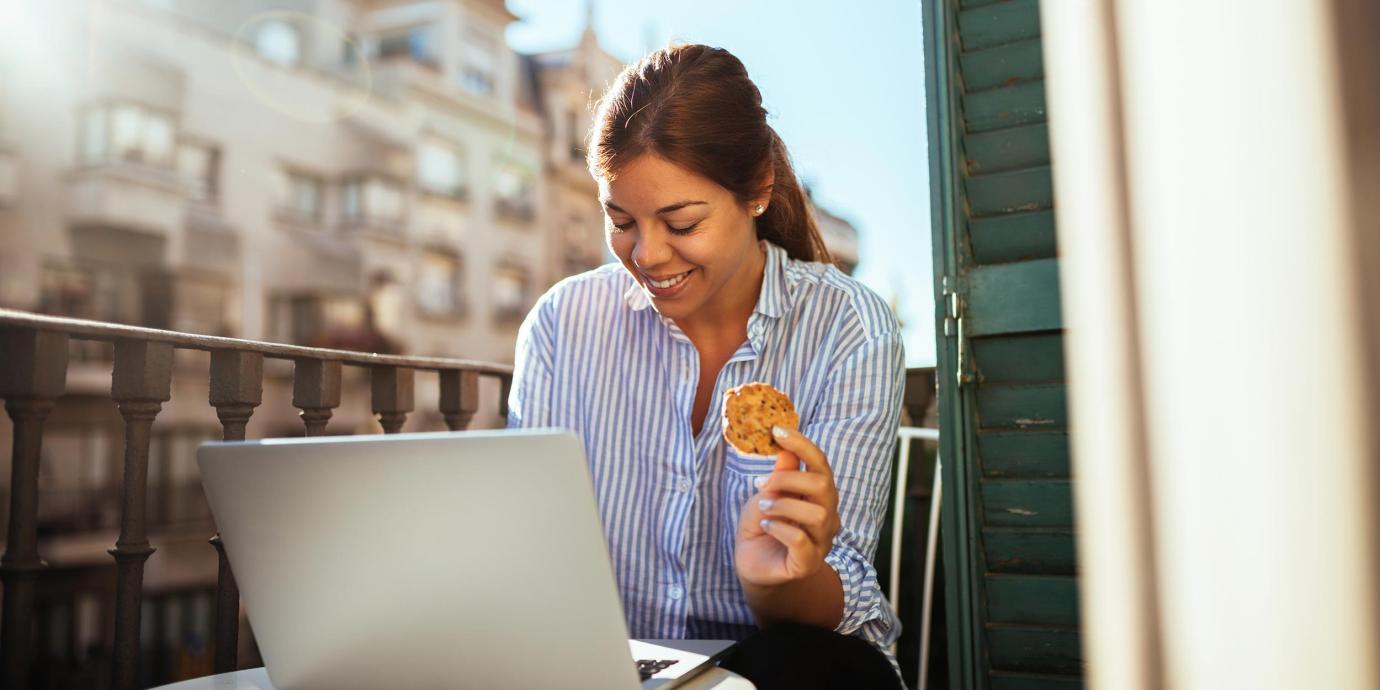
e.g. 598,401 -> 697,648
587,43 -> 832,264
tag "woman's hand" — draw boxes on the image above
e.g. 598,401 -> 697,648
734,426 -> 842,587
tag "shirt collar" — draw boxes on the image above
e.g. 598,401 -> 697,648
621,240 -> 794,319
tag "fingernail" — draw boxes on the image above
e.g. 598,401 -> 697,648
760,519 -> 772,531
753,475 -> 767,490
772,425 -> 788,439
758,498 -> 774,512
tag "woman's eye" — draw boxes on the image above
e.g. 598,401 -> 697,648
610,220 -> 634,232
668,221 -> 701,235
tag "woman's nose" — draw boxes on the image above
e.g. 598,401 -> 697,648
632,228 -> 672,268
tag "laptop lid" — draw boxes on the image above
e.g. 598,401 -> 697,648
197,429 -> 647,690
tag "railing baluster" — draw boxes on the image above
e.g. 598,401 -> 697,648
499,374 -> 512,421
0,328 -> 69,690
293,359 -> 342,436
439,369 -> 481,431
210,351 -> 263,441
371,366 -> 414,433
207,351 -> 264,674
109,340 -> 173,690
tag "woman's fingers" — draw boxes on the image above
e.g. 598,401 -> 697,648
772,449 -> 799,473
759,496 -> 835,545
757,516 -> 818,564
756,470 -> 835,509
770,426 -> 831,479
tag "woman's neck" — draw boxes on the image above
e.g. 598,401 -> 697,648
674,242 -> 768,350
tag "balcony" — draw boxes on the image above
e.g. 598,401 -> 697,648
66,163 -> 185,239
0,308 -> 513,690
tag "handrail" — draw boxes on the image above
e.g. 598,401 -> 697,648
0,308 -> 514,376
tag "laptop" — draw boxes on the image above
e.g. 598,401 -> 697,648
197,428 -> 736,690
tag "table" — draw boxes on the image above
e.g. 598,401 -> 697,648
151,665 -> 756,689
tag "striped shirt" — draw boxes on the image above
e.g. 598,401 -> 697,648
507,240 -> 905,665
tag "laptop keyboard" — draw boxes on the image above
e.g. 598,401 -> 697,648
635,658 -> 680,681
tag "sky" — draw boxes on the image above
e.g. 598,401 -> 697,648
505,0 -> 937,366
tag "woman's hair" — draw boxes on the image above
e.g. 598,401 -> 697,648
587,43 -> 832,264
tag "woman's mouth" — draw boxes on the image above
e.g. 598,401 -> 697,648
643,269 -> 695,297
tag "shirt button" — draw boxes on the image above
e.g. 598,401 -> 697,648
676,477 -> 692,492
668,585 -> 684,601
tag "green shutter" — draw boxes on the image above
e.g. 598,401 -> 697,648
925,0 -> 1083,687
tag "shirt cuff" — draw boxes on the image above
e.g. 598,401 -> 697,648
824,544 -> 899,641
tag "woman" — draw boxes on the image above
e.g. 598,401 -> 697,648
508,43 -> 905,690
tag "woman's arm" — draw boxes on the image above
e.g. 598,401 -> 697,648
507,293 -> 558,429
734,329 -> 906,638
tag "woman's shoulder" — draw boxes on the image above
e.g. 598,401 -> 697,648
527,262 -> 633,323
781,255 -> 900,340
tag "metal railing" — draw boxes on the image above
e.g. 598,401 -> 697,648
890,425 -> 941,690
0,308 -> 512,690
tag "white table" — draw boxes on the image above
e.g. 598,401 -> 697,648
152,666 -> 755,689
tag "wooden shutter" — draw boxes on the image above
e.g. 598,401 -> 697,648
924,0 -> 1083,687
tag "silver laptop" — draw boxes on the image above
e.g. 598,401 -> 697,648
197,428 -> 735,690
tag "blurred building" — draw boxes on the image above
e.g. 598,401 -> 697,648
526,6 -> 625,281
807,187 -> 861,275
0,0 -> 562,365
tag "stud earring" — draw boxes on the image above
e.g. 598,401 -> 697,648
753,204 -> 765,216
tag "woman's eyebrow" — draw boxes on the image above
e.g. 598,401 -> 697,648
601,200 -> 708,215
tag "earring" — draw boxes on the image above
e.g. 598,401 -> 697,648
753,204 -> 765,216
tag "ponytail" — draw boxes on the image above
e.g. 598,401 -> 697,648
756,127 -> 832,263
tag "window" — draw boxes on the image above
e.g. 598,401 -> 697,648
321,297 -> 365,333
172,274 -> 231,336
274,294 -> 367,348
460,29 -> 497,96
492,263 -> 530,319
369,273 -> 405,335
38,260 -> 141,326
341,175 -> 404,224
416,250 -> 464,318
272,167 -> 324,220
256,20 -> 301,66
177,141 -> 219,202
341,181 -> 360,220
493,157 -> 536,221
81,103 -> 175,167
375,24 -> 438,66
82,108 -> 107,164
416,139 -> 465,199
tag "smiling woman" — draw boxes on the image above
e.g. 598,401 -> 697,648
508,44 -> 906,690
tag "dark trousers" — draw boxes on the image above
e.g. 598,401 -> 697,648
716,623 -> 903,690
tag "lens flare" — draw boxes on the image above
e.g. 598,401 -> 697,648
229,10 -> 372,125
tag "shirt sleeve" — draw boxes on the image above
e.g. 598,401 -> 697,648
506,292 -> 558,429
803,328 -> 906,645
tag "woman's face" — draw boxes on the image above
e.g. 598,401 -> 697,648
599,154 -> 766,325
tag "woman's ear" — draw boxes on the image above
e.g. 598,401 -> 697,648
758,164 -> 775,205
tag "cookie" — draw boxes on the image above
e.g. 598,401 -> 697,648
721,382 -> 799,457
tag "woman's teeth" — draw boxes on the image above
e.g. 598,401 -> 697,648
649,271 -> 690,289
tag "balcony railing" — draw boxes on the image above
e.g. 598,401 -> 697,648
0,308 -> 513,690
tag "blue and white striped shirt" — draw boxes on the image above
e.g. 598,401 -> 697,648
507,240 -> 905,663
